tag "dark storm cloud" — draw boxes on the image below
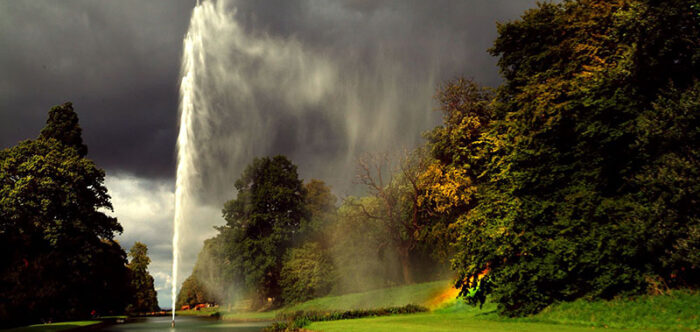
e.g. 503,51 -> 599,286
229,0 -> 538,87
0,0 -> 193,178
0,0 -> 540,179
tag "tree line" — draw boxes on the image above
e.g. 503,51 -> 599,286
0,103 -> 159,327
180,0 -> 698,316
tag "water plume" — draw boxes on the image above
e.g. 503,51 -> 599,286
173,0 -> 206,320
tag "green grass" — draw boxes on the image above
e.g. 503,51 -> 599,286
307,311 -> 631,332
220,310 -> 277,321
305,283 -> 700,332
282,280 -> 450,312
198,280 -> 447,323
507,290 -> 700,331
6,320 -> 101,331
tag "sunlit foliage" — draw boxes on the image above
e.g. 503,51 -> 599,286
435,0 -> 700,316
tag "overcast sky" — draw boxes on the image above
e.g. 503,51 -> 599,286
0,0 -> 541,308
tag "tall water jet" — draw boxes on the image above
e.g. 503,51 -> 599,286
173,0 -> 207,325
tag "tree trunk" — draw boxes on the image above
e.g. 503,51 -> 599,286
399,247 -> 413,284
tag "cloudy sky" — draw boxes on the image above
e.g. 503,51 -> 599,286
0,0 -> 541,308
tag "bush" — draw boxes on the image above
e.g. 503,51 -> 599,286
264,304 -> 428,331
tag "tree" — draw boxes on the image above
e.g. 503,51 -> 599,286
176,275 -> 214,308
221,155 -> 308,307
300,179 -> 337,246
189,234 -> 234,305
420,78 -> 494,263
328,197 -> 404,293
126,242 -> 159,313
0,103 -> 128,326
280,242 -> 335,304
447,0 -> 699,316
39,102 -> 88,157
353,150 -> 433,284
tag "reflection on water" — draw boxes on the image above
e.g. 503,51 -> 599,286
96,316 -> 270,332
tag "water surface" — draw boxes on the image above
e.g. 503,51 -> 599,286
96,316 -> 269,332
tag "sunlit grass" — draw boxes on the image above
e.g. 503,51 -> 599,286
282,280 -> 450,312
306,288 -> 700,332
507,289 -> 700,331
220,311 -> 277,321
307,312 -> 631,332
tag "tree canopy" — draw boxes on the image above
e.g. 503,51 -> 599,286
425,0 -> 700,316
126,242 -> 159,313
220,155 -> 309,307
0,103 -> 129,326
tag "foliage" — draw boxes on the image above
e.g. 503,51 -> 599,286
327,197 -> 404,293
187,176 -> 341,309
220,155 -> 309,307
176,275 -> 216,308
189,233 -> 233,304
0,103 -> 129,327
126,242 -> 159,313
353,150 -> 438,284
38,102 -> 88,157
441,0 -> 700,316
280,242 -> 336,304
300,179 -> 337,245
266,304 -> 428,331
420,78 -> 495,263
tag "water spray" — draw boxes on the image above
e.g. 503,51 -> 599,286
172,0 -> 205,328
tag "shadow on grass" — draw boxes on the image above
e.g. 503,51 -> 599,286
7,321 -> 101,331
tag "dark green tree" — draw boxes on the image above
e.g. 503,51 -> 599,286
39,102 -> 88,157
126,242 -> 159,313
221,155 -> 308,307
448,0 -> 699,316
0,103 -> 128,326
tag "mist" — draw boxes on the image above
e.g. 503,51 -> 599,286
172,0 -> 541,304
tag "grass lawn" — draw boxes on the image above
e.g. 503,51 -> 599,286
282,280 -> 449,312
220,311 -> 277,321
306,311 -> 630,332
5,320 -> 101,331
307,288 -> 699,332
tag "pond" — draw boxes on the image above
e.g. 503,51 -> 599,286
95,316 -> 271,331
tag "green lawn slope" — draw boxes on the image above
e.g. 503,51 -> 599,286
307,286 -> 699,332
283,280 -> 450,312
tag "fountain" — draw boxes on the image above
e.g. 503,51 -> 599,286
171,0 -> 440,326
172,0 -> 206,327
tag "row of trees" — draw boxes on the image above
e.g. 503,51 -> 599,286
0,103 -> 159,327
180,0 -> 698,317
177,154 -> 449,309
